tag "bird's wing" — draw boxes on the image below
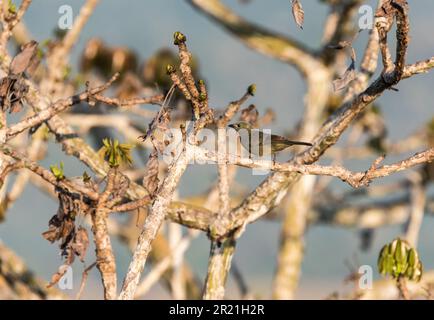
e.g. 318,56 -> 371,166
248,129 -> 272,156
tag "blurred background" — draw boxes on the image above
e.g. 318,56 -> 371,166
0,0 -> 433,299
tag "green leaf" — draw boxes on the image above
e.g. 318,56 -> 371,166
385,255 -> 394,276
406,266 -> 414,279
50,162 -> 65,180
394,239 -> 404,264
378,256 -> 387,275
378,244 -> 388,274
8,0 -> 16,14
99,138 -> 134,167
408,248 -> 417,267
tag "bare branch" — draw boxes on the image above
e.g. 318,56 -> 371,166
0,0 -> 32,54
6,73 -> 120,140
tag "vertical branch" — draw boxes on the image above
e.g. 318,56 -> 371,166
272,68 -> 331,300
0,0 -> 32,55
203,122 -> 232,300
405,173 -> 425,247
43,0 -> 100,95
92,168 -> 117,300
133,230 -> 199,299
0,110 -> 6,144
92,207 -> 117,300
345,0 -> 383,99
59,0 -> 100,55
397,276 -> 410,300
216,126 -> 231,218
119,149 -> 191,300
168,222 -> 186,299
202,88 -> 251,299
203,239 -> 236,300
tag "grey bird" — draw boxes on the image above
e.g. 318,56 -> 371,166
229,122 -> 312,159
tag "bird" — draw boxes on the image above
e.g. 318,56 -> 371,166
228,122 -> 312,160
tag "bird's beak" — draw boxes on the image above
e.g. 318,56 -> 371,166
228,124 -> 235,129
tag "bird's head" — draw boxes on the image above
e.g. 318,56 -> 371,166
228,122 -> 252,131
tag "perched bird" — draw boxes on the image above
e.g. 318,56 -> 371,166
229,122 -> 312,160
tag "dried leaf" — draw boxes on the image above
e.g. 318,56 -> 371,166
9,40 -> 39,75
42,227 -> 60,243
0,75 -> 29,113
291,0 -> 304,29
142,147 -> 160,197
42,214 -> 62,243
72,227 -> 89,263
0,77 -> 11,99
240,104 -> 259,127
59,218 -> 75,248
62,245 -> 76,265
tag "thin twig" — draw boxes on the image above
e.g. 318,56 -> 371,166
75,261 -> 97,300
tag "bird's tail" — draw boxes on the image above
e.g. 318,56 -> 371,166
284,140 -> 313,147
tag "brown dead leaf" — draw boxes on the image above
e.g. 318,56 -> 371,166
72,227 -> 89,263
9,40 -> 39,76
42,227 -> 60,243
240,104 -> 259,127
291,0 -> 304,29
0,75 -> 29,113
142,147 -> 160,197
42,214 -> 62,243
60,217 -> 76,246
